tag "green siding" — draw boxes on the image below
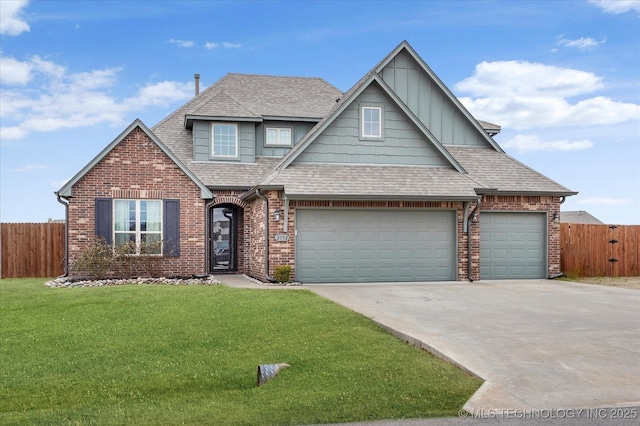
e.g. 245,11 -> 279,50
295,83 -> 450,166
192,121 -> 255,162
256,121 -> 315,157
381,50 -> 490,148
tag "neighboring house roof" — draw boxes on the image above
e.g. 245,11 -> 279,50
57,119 -> 213,199
561,211 -> 604,224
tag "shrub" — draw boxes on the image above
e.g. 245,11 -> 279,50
71,238 -> 164,280
70,238 -> 113,280
274,265 -> 291,283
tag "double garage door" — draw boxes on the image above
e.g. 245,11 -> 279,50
296,209 -> 456,283
480,212 -> 547,279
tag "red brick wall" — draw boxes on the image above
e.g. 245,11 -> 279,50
242,194 -> 560,283
67,126 -> 207,276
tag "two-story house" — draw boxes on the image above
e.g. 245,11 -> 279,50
56,41 -> 576,283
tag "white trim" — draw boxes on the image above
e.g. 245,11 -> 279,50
265,127 -> 293,146
113,199 -> 163,255
361,106 -> 382,138
211,123 -> 239,158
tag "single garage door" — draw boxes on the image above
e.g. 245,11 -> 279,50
480,212 -> 546,279
296,209 -> 456,283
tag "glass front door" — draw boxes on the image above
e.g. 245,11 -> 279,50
211,206 -> 236,272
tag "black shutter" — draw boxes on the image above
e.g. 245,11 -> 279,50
164,199 -> 180,257
95,198 -> 113,244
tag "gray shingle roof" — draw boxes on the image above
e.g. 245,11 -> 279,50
152,73 -> 343,188
185,74 -> 343,119
561,211 -> 604,224
445,146 -> 577,196
263,163 -> 481,200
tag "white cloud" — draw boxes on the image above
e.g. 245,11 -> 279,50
502,135 -> 593,153
168,39 -> 194,48
588,0 -> 640,14
11,164 -> 48,172
0,55 -> 193,140
578,198 -> 632,205
556,36 -> 605,50
0,0 -> 30,35
205,41 -> 242,49
456,60 -> 640,130
0,55 -> 33,84
456,61 -> 603,98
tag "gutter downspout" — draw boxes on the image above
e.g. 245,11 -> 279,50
467,197 -> 481,282
255,189 -> 277,283
548,196 -> 567,279
55,192 -> 69,277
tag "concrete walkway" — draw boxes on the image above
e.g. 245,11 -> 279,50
218,275 -> 640,413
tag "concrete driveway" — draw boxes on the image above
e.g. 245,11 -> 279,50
307,280 -> 640,411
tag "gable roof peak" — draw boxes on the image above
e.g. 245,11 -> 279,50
57,119 -> 213,199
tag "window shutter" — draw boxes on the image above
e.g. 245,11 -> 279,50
164,199 -> 180,257
95,198 -> 113,244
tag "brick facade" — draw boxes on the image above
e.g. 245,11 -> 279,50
67,126 -> 207,277
66,128 -> 561,282
479,195 -> 562,278
240,192 -> 560,282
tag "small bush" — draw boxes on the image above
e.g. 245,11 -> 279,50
70,238 -> 112,279
274,265 -> 291,283
71,238 -> 164,279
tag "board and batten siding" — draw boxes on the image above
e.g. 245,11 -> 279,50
381,49 -> 490,148
295,83 -> 451,166
255,121 -> 315,157
192,121 -> 256,162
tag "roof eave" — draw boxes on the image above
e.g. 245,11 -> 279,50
283,193 -> 480,202
476,189 -> 579,197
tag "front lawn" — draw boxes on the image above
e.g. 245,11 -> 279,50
0,278 -> 481,425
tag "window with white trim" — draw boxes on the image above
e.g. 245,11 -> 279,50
265,127 -> 292,146
361,106 -> 382,138
114,200 -> 162,254
211,123 -> 238,157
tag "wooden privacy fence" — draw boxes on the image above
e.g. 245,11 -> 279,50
1,223 -> 65,278
1,222 -> 639,279
560,223 -> 639,277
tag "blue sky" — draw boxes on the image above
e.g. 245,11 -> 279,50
1,0 -> 639,224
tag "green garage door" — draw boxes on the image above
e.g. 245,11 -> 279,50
296,209 -> 456,283
480,212 -> 546,279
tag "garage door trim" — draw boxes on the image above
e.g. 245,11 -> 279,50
295,207 -> 458,283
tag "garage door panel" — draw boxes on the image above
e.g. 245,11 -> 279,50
296,209 -> 455,283
480,212 -> 546,279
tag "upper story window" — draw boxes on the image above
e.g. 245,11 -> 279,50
361,106 -> 382,138
265,127 -> 292,146
114,199 -> 162,254
211,123 -> 238,157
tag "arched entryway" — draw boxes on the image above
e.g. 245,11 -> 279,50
210,205 -> 237,272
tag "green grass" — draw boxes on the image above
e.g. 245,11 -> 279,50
1,278 -> 481,425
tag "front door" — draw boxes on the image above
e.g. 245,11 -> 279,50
211,206 -> 237,272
